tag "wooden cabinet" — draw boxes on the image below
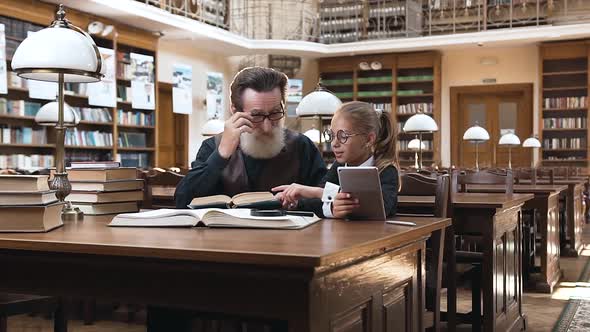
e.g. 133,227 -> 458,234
319,51 -> 442,168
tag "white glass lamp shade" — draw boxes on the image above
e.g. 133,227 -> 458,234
403,114 -> 438,133
408,138 -> 425,151
303,128 -> 321,144
498,133 -> 521,146
522,136 -> 541,148
296,90 -> 342,116
11,6 -> 104,83
463,125 -> 490,142
201,119 -> 224,136
35,101 -> 79,126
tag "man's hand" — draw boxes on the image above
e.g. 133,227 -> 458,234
331,193 -> 360,219
272,183 -> 323,209
218,112 -> 254,159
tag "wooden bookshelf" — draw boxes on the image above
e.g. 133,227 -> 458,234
318,51 -> 441,168
539,41 -> 589,167
0,1 -> 160,170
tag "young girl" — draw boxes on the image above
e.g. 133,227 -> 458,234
273,101 -> 399,218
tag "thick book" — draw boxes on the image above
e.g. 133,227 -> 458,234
0,175 -> 49,192
0,190 -> 57,206
70,161 -> 121,169
70,179 -> 144,192
188,192 -> 282,210
73,201 -> 139,215
109,208 -> 320,230
0,202 -> 64,232
52,167 -> 137,182
67,190 -> 143,203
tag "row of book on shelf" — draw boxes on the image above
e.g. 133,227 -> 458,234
543,137 -> 586,149
72,107 -> 112,123
120,152 -> 150,168
543,117 -> 587,129
64,130 -> 148,148
119,132 -> 148,148
65,129 -> 113,147
544,156 -> 585,161
0,154 -> 53,170
397,103 -> 433,114
0,98 -> 41,117
118,110 -> 154,126
0,152 -> 148,170
544,96 -> 587,109
8,72 -> 88,96
0,162 -> 143,232
398,140 -> 433,151
0,126 -> 47,144
1,101 -> 153,127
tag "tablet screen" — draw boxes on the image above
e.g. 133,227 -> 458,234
337,166 -> 386,221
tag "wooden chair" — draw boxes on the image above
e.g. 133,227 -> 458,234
398,172 -> 450,332
143,170 -> 185,209
0,294 -> 66,332
450,168 -> 514,331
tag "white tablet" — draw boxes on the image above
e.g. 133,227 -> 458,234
337,166 -> 386,221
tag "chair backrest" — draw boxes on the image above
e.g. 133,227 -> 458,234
143,170 -> 185,208
398,172 -> 450,218
515,167 -> 553,185
453,168 -> 514,195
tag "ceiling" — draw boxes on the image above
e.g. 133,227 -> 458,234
43,0 -> 590,57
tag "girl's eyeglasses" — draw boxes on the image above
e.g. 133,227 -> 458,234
323,129 -> 363,144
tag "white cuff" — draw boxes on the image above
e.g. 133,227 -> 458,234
323,201 -> 334,218
322,182 -> 340,202
321,181 -> 339,218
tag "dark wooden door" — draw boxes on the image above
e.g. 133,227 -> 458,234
457,89 -> 532,169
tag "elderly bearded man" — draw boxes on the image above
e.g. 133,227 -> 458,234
174,66 -> 327,208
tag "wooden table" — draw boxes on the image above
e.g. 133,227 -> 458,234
0,216 -> 450,332
520,179 -> 586,257
398,193 -> 532,332
466,184 -> 567,293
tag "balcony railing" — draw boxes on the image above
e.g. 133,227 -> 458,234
134,0 -> 590,44
136,0 -> 229,30
319,0 -> 590,44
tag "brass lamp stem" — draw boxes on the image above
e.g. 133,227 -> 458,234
49,73 -> 82,221
418,132 -> 423,170
475,142 -> 479,171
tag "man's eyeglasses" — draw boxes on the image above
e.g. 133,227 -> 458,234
323,129 -> 363,144
249,110 -> 285,123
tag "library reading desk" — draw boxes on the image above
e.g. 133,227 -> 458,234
0,215 -> 449,332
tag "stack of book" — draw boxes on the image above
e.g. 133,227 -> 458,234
0,175 -> 63,232
63,162 -> 143,215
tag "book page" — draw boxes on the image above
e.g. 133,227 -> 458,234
109,215 -> 197,227
231,192 -> 275,206
195,208 -> 290,221
190,195 -> 231,206
114,209 -> 200,219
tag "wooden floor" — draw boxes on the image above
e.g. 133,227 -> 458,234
6,226 -> 590,332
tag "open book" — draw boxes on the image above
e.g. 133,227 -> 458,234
188,192 -> 282,210
109,208 -> 320,230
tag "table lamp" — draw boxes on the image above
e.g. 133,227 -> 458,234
201,118 -> 224,136
403,113 -> 438,170
498,133 -> 520,169
303,127 -> 321,144
296,78 -> 342,116
408,137 -> 425,169
463,124 -> 490,171
12,4 -> 104,221
522,135 -> 541,168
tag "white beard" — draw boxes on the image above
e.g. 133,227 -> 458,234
239,127 -> 286,159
